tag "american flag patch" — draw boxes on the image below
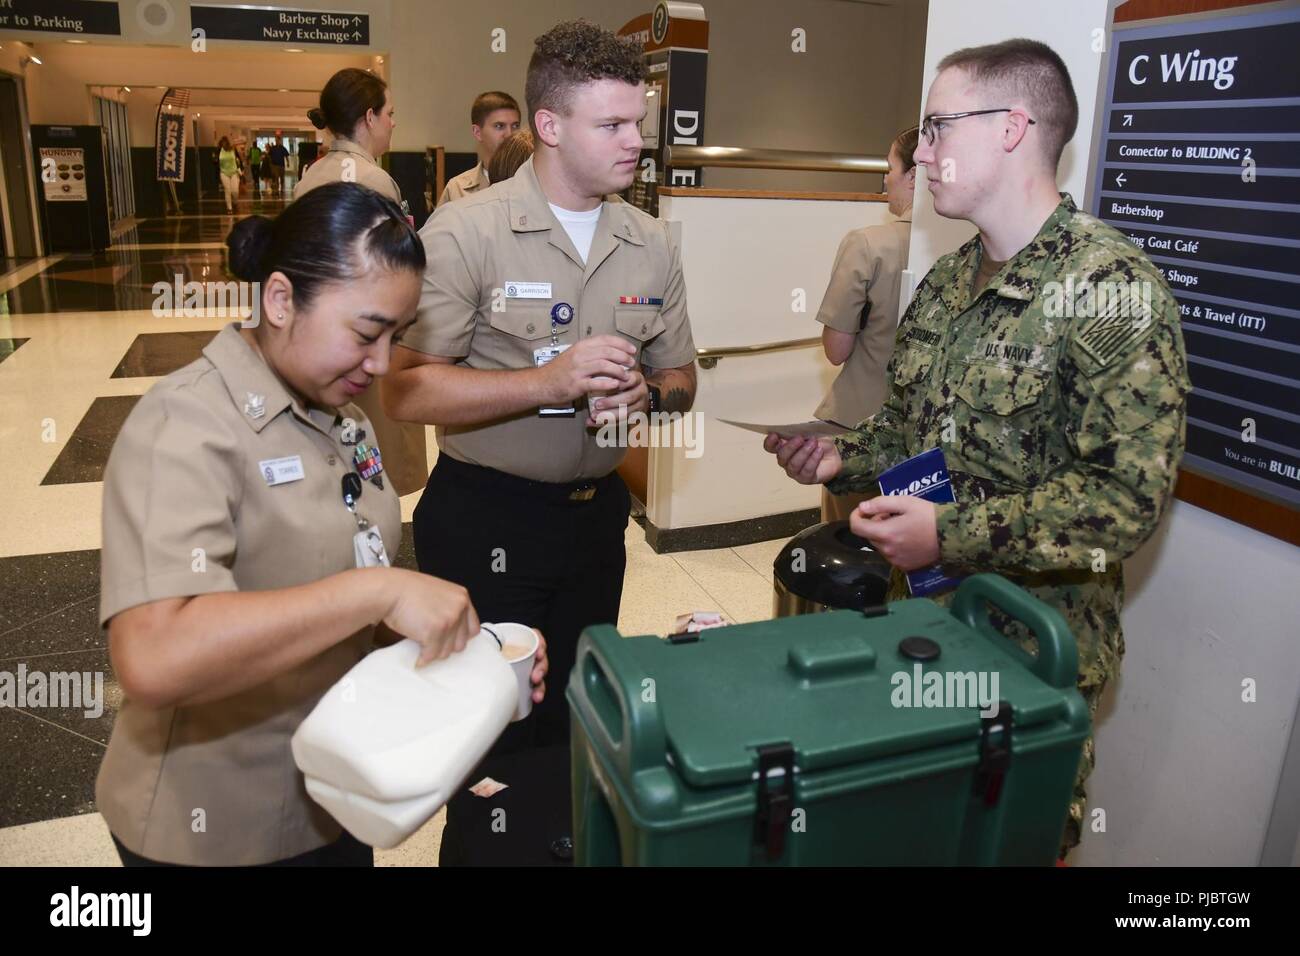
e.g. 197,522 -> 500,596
1075,286 -> 1154,366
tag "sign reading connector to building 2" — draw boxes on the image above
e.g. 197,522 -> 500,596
1090,2 -> 1300,510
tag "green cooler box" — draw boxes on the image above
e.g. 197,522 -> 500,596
567,574 -> 1090,865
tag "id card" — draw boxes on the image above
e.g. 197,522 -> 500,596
534,344 -> 574,417
353,526 -> 391,568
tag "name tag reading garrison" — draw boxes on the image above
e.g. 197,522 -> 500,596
505,281 -> 552,299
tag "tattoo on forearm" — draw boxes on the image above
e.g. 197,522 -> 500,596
644,365 -> 696,413
663,387 -> 691,413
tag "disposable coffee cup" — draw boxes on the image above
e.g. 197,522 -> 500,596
482,623 -> 539,722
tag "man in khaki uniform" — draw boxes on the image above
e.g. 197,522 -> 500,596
385,21 -> 697,753
816,126 -> 917,522
97,323 -> 403,866
438,91 -> 521,205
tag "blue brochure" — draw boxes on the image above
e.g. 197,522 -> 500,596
876,447 -> 963,597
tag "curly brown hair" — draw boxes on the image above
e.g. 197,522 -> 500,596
525,20 -> 647,134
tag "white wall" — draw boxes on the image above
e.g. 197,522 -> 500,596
652,193 -> 894,530
914,0 -> 1300,866
1080,502 -> 1300,865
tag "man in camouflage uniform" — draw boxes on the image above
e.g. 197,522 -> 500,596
766,39 -> 1190,857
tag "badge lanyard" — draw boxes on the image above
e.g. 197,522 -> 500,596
536,301 -> 576,417
341,471 -> 390,568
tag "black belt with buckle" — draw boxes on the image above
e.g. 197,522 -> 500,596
568,482 -> 597,502
438,454 -> 608,504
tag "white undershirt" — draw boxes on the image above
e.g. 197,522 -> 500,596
548,202 -> 603,263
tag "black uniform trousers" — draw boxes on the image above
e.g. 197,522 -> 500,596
414,454 -> 629,866
412,452 -> 630,748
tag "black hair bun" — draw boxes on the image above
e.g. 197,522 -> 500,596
226,216 -> 274,281
307,107 -> 327,130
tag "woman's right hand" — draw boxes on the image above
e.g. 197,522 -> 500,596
379,569 -> 480,666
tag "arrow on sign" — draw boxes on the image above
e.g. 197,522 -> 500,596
1123,114 -> 1133,126
353,16 -> 361,24
353,30 -> 361,39
1115,172 -> 1127,187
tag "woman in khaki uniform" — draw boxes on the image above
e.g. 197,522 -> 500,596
816,126 -> 919,522
295,67 -> 429,498
97,182 -> 547,867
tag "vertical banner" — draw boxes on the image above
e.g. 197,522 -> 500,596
155,89 -> 191,182
155,111 -> 186,182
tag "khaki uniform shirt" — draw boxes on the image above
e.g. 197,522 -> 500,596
828,195 -> 1190,689
96,323 -> 401,866
814,218 -> 912,427
406,156 -> 696,482
294,139 -> 429,495
294,137 -> 401,204
438,162 -> 489,205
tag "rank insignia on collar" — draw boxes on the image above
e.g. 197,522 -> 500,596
244,392 -> 266,420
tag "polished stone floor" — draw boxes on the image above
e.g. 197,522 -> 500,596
0,203 -> 785,864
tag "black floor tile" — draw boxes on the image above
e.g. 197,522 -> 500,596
0,648 -> 117,745
0,213 -> 281,313
111,330 -> 218,378
0,548 -> 102,659
41,396 -> 141,486
0,705 -> 107,827
0,337 -> 28,364
1,249 -> 239,315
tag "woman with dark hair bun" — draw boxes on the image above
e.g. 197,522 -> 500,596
95,182 -> 548,868
296,68 -> 429,496
296,68 -> 401,207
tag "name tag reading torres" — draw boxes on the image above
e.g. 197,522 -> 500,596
260,455 -> 305,486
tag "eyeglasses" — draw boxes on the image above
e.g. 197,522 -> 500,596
920,109 -> 1036,145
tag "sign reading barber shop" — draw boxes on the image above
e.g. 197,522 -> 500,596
190,5 -> 370,46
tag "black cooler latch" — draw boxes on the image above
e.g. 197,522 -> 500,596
974,701 -> 1013,806
753,742 -> 795,862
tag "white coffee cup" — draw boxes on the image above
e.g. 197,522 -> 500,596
482,623 -> 540,722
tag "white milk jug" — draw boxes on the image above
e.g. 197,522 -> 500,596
291,628 -> 517,848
